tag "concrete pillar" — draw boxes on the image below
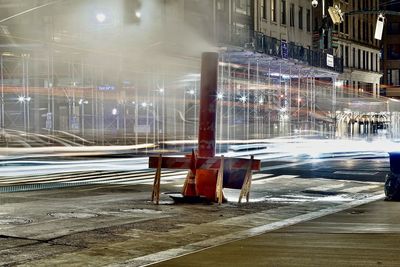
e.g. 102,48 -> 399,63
373,83 -> 377,98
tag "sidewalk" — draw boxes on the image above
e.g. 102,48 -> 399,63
152,199 -> 400,267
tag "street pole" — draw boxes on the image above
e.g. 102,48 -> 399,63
1,55 -> 4,134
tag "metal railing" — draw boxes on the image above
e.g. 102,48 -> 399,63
217,25 -> 344,73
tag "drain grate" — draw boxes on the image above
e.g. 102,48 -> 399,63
0,181 -> 92,193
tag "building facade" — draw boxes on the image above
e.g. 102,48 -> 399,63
255,0 -> 313,48
381,2 -> 400,99
0,0 -> 398,147
313,0 -> 382,98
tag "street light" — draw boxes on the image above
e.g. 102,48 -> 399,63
328,5 -> 344,25
311,0 -> 318,8
96,12 -> 106,23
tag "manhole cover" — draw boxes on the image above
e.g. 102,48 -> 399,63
348,210 -> 365,215
0,217 -> 32,225
47,212 -> 99,219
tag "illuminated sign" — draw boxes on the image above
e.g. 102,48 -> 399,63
97,85 -> 115,91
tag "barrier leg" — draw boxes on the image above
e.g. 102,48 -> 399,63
239,155 -> 254,203
216,155 -> 224,204
152,154 -> 162,204
182,150 -> 198,197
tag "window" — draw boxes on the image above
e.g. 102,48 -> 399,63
261,0 -> 267,19
388,22 -> 400,34
364,21 -> 367,41
339,19 -> 343,33
306,9 -> 311,32
271,0 -> 276,22
340,44 -> 344,58
388,44 -> 400,60
353,47 -> 356,68
298,6 -> 303,30
363,50 -> 366,69
289,4 -> 294,27
388,69 -> 400,85
358,49 -> 361,68
281,0 -> 286,25
217,0 -> 224,10
393,70 -> 399,85
370,52 -> 373,71
345,46 -> 349,67
235,0 -> 251,15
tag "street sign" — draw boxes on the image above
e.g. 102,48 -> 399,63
375,14 -> 385,40
327,54 -> 334,68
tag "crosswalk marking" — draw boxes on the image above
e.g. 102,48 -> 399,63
0,170 -> 188,192
252,173 -> 274,179
0,164 -> 384,196
308,183 -> 346,192
340,184 -> 380,193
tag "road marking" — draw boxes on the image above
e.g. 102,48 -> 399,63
252,175 -> 298,185
334,171 -> 379,176
252,173 -> 274,179
108,193 -> 385,267
307,183 -> 346,192
260,159 -> 321,171
0,170 -> 188,192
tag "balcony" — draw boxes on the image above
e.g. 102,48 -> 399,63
216,25 -> 344,74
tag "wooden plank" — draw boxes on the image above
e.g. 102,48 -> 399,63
149,156 -> 191,169
239,155 -> 254,203
151,154 -> 162,205
149,156 -> 260,171
216,155 -> 224,205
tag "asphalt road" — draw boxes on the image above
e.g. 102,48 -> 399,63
260,156 -> 389,183
0,154 -> 390,266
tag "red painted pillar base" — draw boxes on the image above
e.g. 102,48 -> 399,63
195,169 -> 218,201
195,52 -> 219,202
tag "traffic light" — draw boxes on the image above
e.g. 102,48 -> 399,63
331,30 -> 339,49
124,0 -> 141,24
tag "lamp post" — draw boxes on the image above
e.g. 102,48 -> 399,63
217,92 -> 223,152
1,54 -> 4,135
79,99 -> 88,136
